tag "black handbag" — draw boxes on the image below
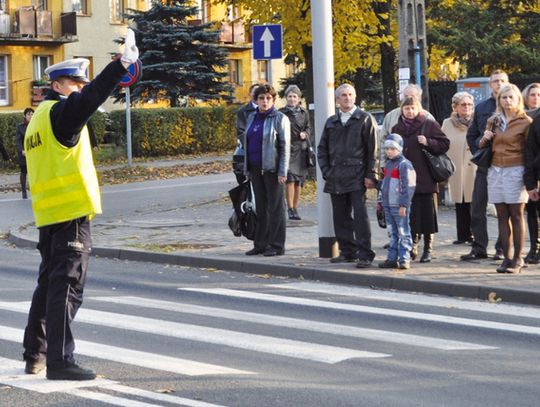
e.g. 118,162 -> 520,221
418,119 -> 455,182
471,119 -> 497,168
470,142 -> 493,168
422,148 -> 456,182
305,137 -> 316,168
228,181 -> 257,240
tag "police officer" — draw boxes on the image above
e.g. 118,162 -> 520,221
22,29 -> 139,381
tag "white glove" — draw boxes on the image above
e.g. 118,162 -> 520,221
121,28 -> 139,66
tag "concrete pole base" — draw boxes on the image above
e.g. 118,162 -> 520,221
319,237 -> 338,258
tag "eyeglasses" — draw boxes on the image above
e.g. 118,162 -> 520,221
257,95 -> 273,101
459,103 -> 474,107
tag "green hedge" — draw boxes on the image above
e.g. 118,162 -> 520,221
0,106 -> 239,162
0,112 -> 22,162
108,105 -> 238,157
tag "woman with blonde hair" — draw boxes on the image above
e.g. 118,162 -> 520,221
443,92 -> 476,245
480,84 -> 532,273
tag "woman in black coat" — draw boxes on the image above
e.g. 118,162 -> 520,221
279,85 -> 311,220
15,108 -> 34,199
392,96 -> 450,262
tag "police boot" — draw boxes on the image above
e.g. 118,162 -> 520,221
411,233 -> 420,261
20,173 -> 27,199
420,234 -> 433,263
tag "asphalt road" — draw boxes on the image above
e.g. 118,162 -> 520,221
1,242 -> 539,407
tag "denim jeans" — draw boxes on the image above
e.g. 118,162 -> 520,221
384,206 -> 413,263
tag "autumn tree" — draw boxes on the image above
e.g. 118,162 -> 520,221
225,0 -> 398,110
426,0 -> 540,77
115,0 -> 233,107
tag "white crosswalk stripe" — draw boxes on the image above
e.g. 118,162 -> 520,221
2,282 -> 537,406
280,282 -> 540,319
0,301 -> 390,364
89,296 -> 495,351
179,288 -> 540,336
0,325 -> 251,376
0,357 -> 229,407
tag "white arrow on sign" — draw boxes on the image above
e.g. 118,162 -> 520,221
260,27 -> 275,58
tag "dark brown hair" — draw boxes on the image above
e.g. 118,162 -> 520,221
253,84 -> 277,101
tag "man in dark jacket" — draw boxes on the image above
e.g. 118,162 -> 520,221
524,108 -> 540,200
317,83 -> 379,268
462,70 -> 507,261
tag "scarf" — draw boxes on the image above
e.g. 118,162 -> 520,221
450,112 -> 472,130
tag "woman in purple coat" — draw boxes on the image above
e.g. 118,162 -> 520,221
392,96 -> 450,263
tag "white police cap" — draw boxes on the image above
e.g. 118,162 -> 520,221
45,58 -> 90,83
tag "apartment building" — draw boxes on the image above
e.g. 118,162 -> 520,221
1,0 -> 290,111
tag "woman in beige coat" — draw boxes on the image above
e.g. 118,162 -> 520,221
442,92 -> 476,244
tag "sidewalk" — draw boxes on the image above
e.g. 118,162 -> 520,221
5,156 -> 540,306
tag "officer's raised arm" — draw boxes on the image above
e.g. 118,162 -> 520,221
48,28 -> 139,147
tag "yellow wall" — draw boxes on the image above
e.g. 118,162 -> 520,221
1,1 -> 66,111
1,45 -> 63,111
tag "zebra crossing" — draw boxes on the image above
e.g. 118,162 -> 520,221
0,282 -> 539,406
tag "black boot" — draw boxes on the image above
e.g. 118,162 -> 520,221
411,233 -> 419,261
420,234 -> 433,263
20,173 -> 27,199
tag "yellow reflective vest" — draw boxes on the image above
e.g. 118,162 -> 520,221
24,100 -> 102,227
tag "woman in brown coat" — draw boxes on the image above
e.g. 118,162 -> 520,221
443,92 -> 476,245
392,96 -> 450,262
480,84 -> 532,273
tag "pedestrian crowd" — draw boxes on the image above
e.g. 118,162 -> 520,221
235,70 -> 540,275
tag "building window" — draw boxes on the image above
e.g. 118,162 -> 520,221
33,0 -> 47,10
229,59 -> 242,85
285,63 -> 298,78
33,55 -> 51,81
257,60 -> 268,82
110,0 -> 123,23
227,3 -> 240,21
0,55 -> 9,106
0,0 -> 6,12
74,56 -> 93,80
195,0 -> 209,23
71,0 -> 89,15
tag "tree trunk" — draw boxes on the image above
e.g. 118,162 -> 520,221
302,44 -> 314,105
374,0 -> 398,113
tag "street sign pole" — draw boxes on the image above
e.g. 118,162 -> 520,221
118,60 -> 142,168
311,0 -> 338,258
125,87 -> 132,167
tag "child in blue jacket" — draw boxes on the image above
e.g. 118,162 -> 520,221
379,134 -> 416,269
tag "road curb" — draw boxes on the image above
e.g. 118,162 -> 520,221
7,230 -> 540,307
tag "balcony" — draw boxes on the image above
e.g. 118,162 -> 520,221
0,9 -> 78,45
219,19 -> 251,51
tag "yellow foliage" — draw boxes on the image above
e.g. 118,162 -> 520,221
427,46 -> 462,81
227,0 -> 391,77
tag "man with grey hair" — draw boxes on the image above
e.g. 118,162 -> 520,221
317,83 -> 379,268
379,84 -> 434,165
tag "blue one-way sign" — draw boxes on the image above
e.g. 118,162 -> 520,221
252,24 -> 283,60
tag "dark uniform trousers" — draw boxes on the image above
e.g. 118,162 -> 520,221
23,216 -> 91,365
330,189 -> 375,261
249,169 -> 286,251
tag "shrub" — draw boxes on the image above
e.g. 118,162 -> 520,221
1,105 -> 239,162
109,105 -> 238,157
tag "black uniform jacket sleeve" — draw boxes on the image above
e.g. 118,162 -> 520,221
48,59 -> 127,148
